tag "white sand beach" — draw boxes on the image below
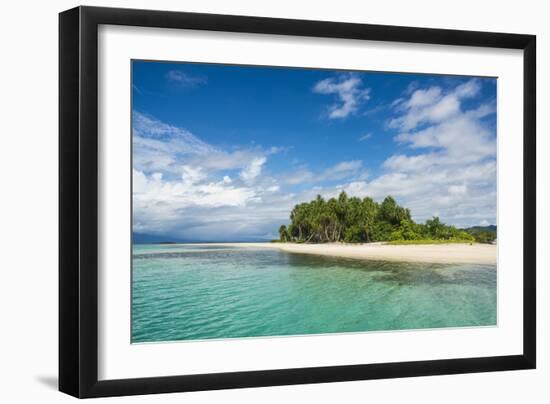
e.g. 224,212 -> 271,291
188,242 -> 497,265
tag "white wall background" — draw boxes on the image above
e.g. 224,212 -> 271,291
0,0 -> 546,402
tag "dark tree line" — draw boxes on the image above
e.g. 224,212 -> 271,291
278,192 -> 478,243
464,226 -> 497,244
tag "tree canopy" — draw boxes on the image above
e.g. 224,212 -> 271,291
278,192 -> 478,243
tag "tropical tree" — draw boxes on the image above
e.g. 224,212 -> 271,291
278,225 -> 290,242
278,192 -> 476,244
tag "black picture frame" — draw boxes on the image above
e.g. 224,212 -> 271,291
59,5 -> 536,398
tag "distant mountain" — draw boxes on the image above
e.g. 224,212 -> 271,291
132,232 -> 271,244
132,232 -> 190,244
463,225 -> 497,235
462,225 -> 497,244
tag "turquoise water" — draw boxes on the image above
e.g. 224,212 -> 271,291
132,244 -> 497,343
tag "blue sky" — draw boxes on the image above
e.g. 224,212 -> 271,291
132,60 -> 497,241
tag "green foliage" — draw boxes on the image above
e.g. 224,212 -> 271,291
279,191 -> 479,244
278,225 -> 290,242
343,225 -> 365,243
379,196 -> 411,225
471,231 -> 496,244
463,226 -> 497,244
387,239 -> 475,245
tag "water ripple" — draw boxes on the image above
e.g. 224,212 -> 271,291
132,245 -> 497,342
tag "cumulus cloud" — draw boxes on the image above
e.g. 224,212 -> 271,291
389,79 -> 482,131
336,160 -> 496,227
181,165 -> 206,185
133,112 -> 278,177
313,74 -> 370,119
383,153 -> 437,172
133,78 -> 496,240
240,156 -> 267,183
134,168 -> 257,210
133,167 -> 263,237
132,112 -> 213,176
133,165 -> 307,241
132,113 -> 289,240
333,79 -> 497,227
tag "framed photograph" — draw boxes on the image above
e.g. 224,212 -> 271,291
59,6 -> 536,398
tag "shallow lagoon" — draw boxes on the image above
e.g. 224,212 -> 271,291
132,244 -> 496,343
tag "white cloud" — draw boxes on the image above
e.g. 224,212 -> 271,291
335,160 -> 496,227
406,87 -> 442,109
282,160 -> 363,185
240,156 -> 267,183
132,113 -> 217,176
331,79 -> 497,228
197,150 -> 265,171
455,79 -> 481,98
313,74 -> 370,119
448,184 -> 467,196
383,154 -> 436,172
133,112 -> 279,178
165,70 -> 207,87
134,168 -> 257,209
133,78 -> 496,240
389,79 -> 482,131
132,114 -> 290,240
266,185 -> 280,193
133,164 -> 302,240
133,167 -> 263,236
181,165 -> 206,184
394,108 -> 496,164
320,160 -> 362,181
284,169 -> 314,185
359,133 -> 372,141
134,112 -> 213,154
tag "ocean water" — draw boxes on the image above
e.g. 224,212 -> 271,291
132,244 -> 497,343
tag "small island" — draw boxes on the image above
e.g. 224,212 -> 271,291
210,191 -> 499,265
277,192 -> 496,245
188,192 -> 497,265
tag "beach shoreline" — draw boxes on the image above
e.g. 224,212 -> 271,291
179,242 -> 497,265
